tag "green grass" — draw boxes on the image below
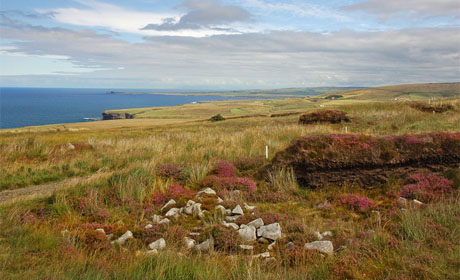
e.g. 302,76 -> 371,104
0,91 -> 459,279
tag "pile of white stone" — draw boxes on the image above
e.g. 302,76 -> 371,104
93,187 -> 335,258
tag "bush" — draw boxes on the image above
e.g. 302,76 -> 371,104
211,161 -> 237,177
200,175 -> 257,193
298,110 -> 350,125
156,163 -> 187,182
340,194 -> 376,212
400,173 -> 453,202
205,224 -> 241,252
210,114 -> 225,122
233,157 -> 264,171
82,230 -> 112,251
151,184 -> 197,206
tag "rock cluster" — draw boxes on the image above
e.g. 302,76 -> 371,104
87,187 -> 335,260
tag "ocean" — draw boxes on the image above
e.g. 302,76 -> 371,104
0,88 -> 263,129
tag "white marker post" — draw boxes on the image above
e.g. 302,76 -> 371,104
265,145 -> 269,159
345,126 -> 348,134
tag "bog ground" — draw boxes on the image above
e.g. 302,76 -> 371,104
0,84 -> 459,279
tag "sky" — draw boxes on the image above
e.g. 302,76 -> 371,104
0,0 -> 459,89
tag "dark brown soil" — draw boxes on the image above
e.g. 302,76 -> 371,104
409,103 -> 455,113
298,110 -> 350,125
271,133 -> 460,188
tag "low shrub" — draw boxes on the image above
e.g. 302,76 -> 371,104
137,224 -> 166,244
298,110 -> 350,125
409,103 -> 455,113
339,194 -> 376,212
233,157 -> 264,171
82,230 -> 112,251
210,114 -> 225,122
151,184 -> 196,206
211,161 -> 237,177
205,224 -> 241,252
400,173 -> 453,202
200,175 -> 257,193
156,163 -> 187,182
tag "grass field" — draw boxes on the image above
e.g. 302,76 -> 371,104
0,83 -> 459,279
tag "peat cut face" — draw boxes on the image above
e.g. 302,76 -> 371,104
271,133 -> 460,188
298,110 -> 350,125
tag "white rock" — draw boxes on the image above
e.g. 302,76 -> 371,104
106,233 -> 114,240
192,203 -> 202,218
95,228 -> 105,235
263,257 -> 277,264
253,252 -> 270,259
286,242 -> 294,249
186,200 -> 196,207
197,188 -> 216,197
257,223 -> 282,241
225,216 -> 239,222
165,207 -> 180,218
195,239 -> 213,252
223,222 -> 239,231
144,224 -> 153,230
161,199 -> 176,212
113,230 -> 133,245
217,197 -> 224,203
268,241 -> 276,250
189,232 -> 200,236
239,245 -> 254,250
159,218 -> 170,224
238,225 -> 257,242
66,143 -> 75,150
321,231 -> 333,238
397,197 -> 408,204
225,209 -> 232,215
143,249 -> 158,256
413,199 -> 424,206
151,214 -> 162,223
215,205 -> 227,215
232,205 -> 244,216
243,203 -> 256,211
305,241 -> 333,255
184,237 -> 196,249
314,231 -> 323,241
149,238 -> 166,250
247,218 -> 264,229
258,237 -> 270,244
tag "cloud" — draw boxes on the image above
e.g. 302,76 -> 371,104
141,0 -> 251,32
343,0 -> 460,20
39,0 -> 180,35
1,14 -> 459,88
235,0 -> 349,21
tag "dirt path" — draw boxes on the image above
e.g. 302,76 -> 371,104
0,172 -> 111,205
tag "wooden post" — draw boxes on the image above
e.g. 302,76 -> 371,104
266,145 -> 268,159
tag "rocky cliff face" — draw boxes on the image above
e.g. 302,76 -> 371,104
102,112 -> 135,120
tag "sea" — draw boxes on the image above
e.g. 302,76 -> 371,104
0,88 -> 265,129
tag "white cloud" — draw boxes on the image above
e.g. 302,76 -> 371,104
235,0 -> 349,21
39,0 -> 255,37
1,15 -> 459,88
344,0 -> 460,19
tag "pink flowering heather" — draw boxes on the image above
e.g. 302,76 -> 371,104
200,175 -> 257,193
151,184 -> 196,206
212,161 -> 237,177
234,177 -> 257,192
156,163 -> 186,182
340,194 -> 376,212
400,173 -> 453,202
